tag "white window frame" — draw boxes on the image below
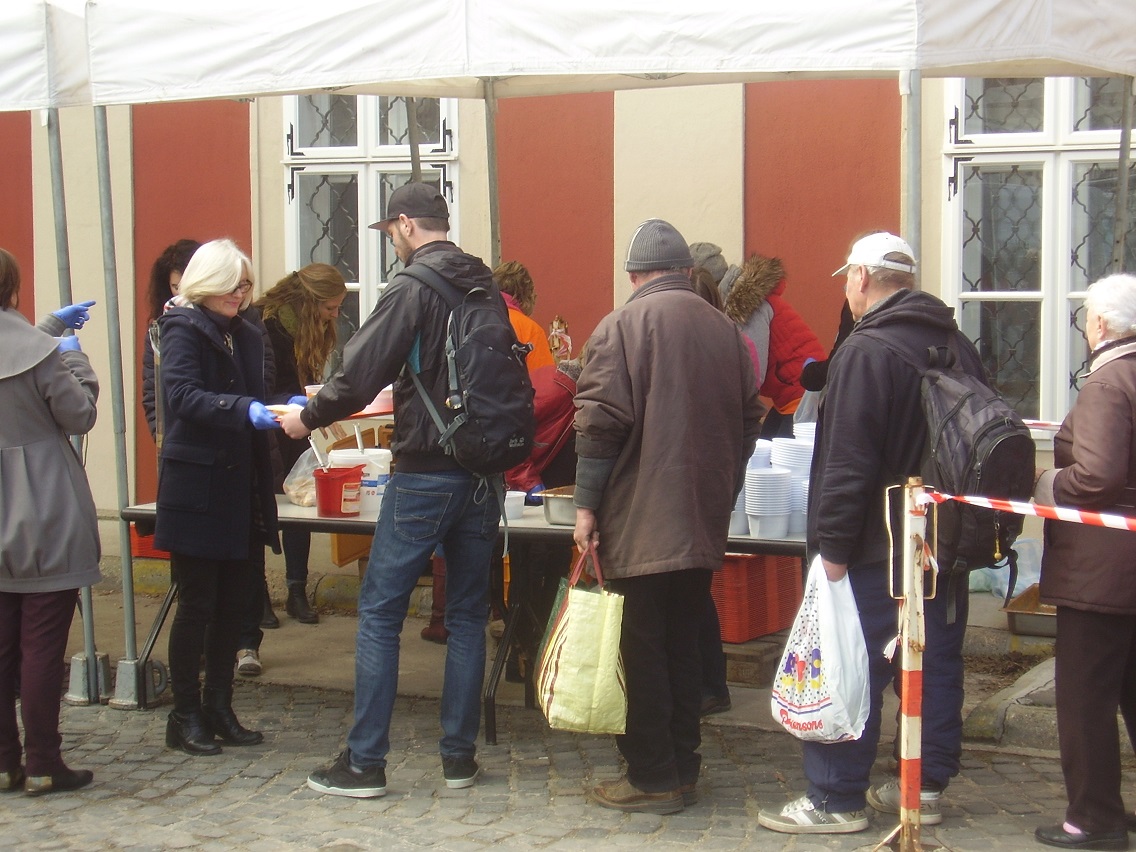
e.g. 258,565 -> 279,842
282,96 -> 460,320
942,77 -> 1134,426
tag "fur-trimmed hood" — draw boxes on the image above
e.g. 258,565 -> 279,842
724,255 -> 786,325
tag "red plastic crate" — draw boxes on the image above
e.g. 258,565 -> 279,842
711,553 -> 803,643
130,527 -> 170,559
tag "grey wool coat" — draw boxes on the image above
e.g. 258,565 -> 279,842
0,309 -> 101,593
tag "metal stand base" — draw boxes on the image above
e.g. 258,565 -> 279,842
109,658 -> 169,710
64,652 -> 112,706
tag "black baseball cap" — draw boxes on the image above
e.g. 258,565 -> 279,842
368,182 -> 449,229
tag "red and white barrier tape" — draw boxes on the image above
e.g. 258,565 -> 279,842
917,490 -> 1136,532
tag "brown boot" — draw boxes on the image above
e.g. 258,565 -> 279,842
421,555 -> 449,644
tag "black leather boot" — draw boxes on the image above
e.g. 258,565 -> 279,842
202,688 -> 264,746
285,585 -> 318,624
166,710 -> 221,756
260,587 -> 280,629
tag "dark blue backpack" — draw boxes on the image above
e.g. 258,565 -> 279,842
402,264 -> 535,477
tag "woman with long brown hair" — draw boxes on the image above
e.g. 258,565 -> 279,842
255,264 -> 347,624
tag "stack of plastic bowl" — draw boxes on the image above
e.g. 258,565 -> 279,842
730,483 -> 750,535
748,439 -> 773,469
745,465 -> 792,538
793,420 -> 817,442
770,437 -> 813,477
788,477 -> 809,534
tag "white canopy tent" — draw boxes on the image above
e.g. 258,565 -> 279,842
3,0 -> 1133,711
82,0 -> 1136,104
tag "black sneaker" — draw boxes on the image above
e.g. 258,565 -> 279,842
442,755 -> 479,789
307,751 -> 386,798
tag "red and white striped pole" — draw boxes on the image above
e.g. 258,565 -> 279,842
880,477 -> 931,851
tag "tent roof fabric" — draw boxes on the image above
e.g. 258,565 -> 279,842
3,0 -> 1134,111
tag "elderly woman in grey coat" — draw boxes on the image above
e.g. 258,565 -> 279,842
1033,273 -> 1136,852
0,248 -> 100,796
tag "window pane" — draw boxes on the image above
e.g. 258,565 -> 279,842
961,163 -> 1042,293
377,97 -> 442,148
964,78 -> 1044,134
295,172 -> 360,283
1073,77 -> 1136,132
1070,161 -> 1136,289
1067,297 -> 1090,401
297,95 -> 358,148
959,300 -> 1041,418
325,294 -> 360,380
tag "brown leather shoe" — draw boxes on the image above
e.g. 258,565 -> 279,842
0,766 -> 25,792
677,782 -> 699,806
591,777 -> 683,815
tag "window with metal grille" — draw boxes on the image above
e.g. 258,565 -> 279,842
283,94 -> 459,338
944,77 -> 1135,424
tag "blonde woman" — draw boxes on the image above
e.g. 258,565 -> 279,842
154,239 -> 282,755
255,264 -> 347,623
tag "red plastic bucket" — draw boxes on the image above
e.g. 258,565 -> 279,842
313,464 -> 364,517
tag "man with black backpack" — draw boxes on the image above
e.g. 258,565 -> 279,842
281,182 -> 533,798
759,232 -> 992,835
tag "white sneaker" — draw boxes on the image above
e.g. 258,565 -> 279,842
867,778 -> 942,825
236,649 -> 262,677
758,795 -> 869,834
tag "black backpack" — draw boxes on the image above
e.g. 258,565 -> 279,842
862,331 -> 1035,601
401,264 -> 536,477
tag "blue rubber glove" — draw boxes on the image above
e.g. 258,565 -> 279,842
287,395 -> 308,407
525,484 -> 545,506
51,300 -> 96,330
802,357 -> 817,368
248,401 -> 281,430
56,335 -> 81,352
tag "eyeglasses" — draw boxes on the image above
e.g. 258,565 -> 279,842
228,279 -> 253,296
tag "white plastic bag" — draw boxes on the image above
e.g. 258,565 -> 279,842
770,556 -> 870,742
283,447 -> 320,507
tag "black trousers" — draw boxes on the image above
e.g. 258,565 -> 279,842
1055,605 -> 1136,834
608,569 -> 711,792
168,551 -> 261,713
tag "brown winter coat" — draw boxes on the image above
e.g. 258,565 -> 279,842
1038,337 -> 1136,614
573,274 -> 763,578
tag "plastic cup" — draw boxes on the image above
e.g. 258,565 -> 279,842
305,384 -> 324,399
504,491 -> 526,520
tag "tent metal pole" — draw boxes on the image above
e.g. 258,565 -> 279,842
901,70 -> 922,266
1112,76 -> 1133,274
90,106 -> 145,709
48,107 -> 108,706
483,77 -> 501,270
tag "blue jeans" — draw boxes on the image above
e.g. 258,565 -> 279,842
803,563 -> 968,812
346,470 -> 499,769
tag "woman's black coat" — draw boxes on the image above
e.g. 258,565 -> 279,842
153,305 -> 281,560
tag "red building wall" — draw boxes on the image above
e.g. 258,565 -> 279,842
133,100 -> 253,501
496,93 -> 615,349
0,112 -> 35,321
744,80 -> 901,351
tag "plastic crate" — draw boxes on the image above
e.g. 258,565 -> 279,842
130,527 -> 170,559
711,553 -> 802,643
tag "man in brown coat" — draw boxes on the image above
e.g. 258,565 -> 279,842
573,218 -> 762,814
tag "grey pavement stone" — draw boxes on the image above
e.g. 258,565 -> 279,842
0,683 -> 1124,851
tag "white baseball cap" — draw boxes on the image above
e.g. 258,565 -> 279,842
832,232 -> 917,276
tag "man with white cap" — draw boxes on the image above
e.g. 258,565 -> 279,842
759,231 -> 989,834
573,219 -> 762,814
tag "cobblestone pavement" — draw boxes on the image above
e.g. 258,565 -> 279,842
5,680 -> 1129,851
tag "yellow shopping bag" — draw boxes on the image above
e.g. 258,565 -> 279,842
535,544 -> 626,735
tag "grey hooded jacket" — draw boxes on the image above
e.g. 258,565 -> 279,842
0,310 -> 101,593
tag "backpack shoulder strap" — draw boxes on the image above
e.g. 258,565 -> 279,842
398,262 -> 462,309
854,327 -> 926,376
